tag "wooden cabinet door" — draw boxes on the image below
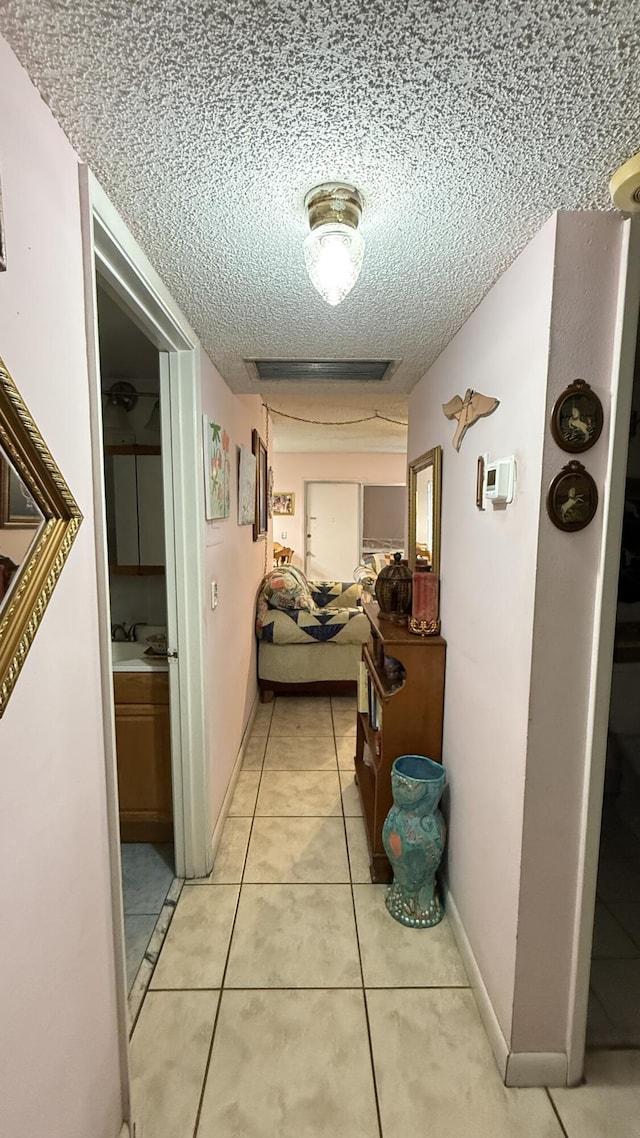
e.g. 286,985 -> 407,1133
115,700 -> 172,841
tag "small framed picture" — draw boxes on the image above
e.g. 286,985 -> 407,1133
238,445 -> 256,526
273,491 -> 295,516
546,461 -> 598,532
476,456 -> 485,510
550,379 -> 603,453
0,455 -> 41,527
202,416 -> 230,520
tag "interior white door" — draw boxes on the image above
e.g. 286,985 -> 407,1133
305,481 -> 362,581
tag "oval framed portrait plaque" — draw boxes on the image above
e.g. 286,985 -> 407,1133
550,379 -> 603,454
547,461 -> 598,532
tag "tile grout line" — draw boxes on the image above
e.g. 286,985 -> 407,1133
333,699 -> 385,1138
128,878 -> 184,1035
191,705 -> 271,1138
148,983 -> 471,992
545,1089 -> 571,1138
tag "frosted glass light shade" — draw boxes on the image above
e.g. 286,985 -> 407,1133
303,222 -> 365,306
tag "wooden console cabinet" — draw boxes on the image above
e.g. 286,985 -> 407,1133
113,671 -> 173,842
355,603 -> 446,883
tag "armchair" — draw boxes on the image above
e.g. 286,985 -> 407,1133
255,565 -> 370,701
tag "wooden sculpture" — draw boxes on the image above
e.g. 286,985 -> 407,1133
442,388 -> 500,451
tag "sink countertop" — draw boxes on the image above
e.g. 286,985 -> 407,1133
111,641 -> 169,672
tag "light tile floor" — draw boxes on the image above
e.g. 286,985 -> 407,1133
130,696 -> 640,1138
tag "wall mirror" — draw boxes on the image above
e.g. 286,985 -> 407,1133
0,355 -> 83,716
407,446 -> 442,573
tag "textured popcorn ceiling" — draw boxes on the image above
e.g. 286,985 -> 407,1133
1,1 -> 639,451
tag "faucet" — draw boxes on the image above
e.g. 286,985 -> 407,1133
111,623 -> 128,642
126,622 -> 147,642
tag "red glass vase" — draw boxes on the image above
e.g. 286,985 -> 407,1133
409,569 -> 440,636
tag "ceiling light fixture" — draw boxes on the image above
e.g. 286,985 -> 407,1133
610,151 -> 640,212
303,183 -> 365,307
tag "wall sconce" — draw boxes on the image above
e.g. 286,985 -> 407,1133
303,183 -> 365,307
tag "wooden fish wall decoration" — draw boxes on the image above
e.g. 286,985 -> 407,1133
442,388 -> 500,451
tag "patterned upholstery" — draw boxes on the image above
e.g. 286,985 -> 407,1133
261,566 -> 316,612
256,567 -> 369,647
310,581 -> 363,609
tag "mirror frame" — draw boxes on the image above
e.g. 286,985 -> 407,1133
0,355 -> 83,716
407,445 -> 442,574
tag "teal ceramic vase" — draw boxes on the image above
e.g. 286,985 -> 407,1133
382,754 -> 446,928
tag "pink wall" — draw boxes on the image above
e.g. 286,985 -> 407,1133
409,216 -> 556,1040
511,212 -> 623,1053
0,35 -> 122,1138
201,370 -> 267,825
271,452 -> 406,569
409,211 -> 625,1062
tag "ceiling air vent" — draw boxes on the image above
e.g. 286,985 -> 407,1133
248,359 -> 393,383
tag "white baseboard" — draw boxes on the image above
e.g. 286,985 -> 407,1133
444,886 -> 568,1087
443,886 -> 510,1081
505,1050 -> 568,1087
209,694 -> 260,862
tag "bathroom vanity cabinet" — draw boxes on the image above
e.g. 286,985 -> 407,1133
355,602 -> 446,883
104,445 -> 165,572
113,670 -> 173,842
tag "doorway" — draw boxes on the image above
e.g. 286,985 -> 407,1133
586,305 -> 640,1049
80,167 -> 212,1130
362,482 -> 406,559
305,480 -> 362,580
96,281 -> 177,995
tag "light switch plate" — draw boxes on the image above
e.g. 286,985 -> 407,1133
210,580 -> 218,610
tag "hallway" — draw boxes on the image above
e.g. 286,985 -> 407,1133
128,695 -> 640,1137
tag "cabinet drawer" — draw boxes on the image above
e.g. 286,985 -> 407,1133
113,671 -> 169,705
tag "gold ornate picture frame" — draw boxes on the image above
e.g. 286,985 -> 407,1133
407,446 -> 442,573
0,354 -> 83,716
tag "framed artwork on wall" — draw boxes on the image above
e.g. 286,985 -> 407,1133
273,491 -> 295,516
550,379 -> 603,454
203,415 -> 230,520
546,460 -> 598,531
267,465 -> 274,519
252,429 -> 267,541
0,454 -> 41,526
238,445 -> 256,526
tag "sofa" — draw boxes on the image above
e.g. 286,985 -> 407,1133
255,565 -> 371,701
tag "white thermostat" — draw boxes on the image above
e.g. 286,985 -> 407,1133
484,456 -> 516,504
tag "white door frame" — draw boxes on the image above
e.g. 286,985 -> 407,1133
566,216 -> 640,1082
79,168 -> 212,1126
